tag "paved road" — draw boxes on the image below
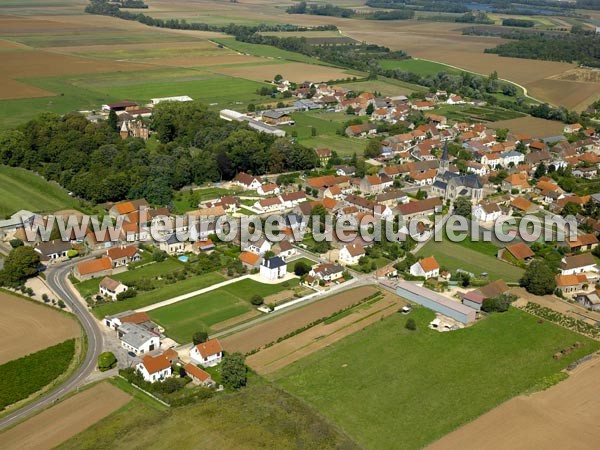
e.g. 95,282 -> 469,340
0,260 -> 103,430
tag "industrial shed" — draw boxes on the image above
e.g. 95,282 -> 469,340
395,281 -> 476,325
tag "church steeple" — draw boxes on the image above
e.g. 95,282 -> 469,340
439,141 -> 449,174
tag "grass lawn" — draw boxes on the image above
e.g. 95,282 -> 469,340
287,257 -> 318,272
91,272 -> 225,319
57,380 -> 358,450
378,58 -> 462,77
75,258 -> 184,299
148,278 -> 297,342
148,290 -> 252,343
0,165 -> 81,217
418,238 -> 523,282
275,308 -> 600,450
301,135 -> 368,156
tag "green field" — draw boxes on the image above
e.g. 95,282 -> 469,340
275,308 -> 600,450
0,339 -> 76,410
435,104 -> 526,122
148,278 -> 297,342
418,238 -> 524,282
0,165 -> 81,217
58,379 -> 358,450
0,69 -> 271,129
57,68 -> 270,108
378,58 -> 462,77
341,77 -> 424,97
213,37 -> 327,65
91,271 -> 225,319
282,111 -> 371,156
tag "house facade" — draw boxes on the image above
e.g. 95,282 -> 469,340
190,338 -> 223,367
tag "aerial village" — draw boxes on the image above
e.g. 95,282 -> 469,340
2,74 -> 600,391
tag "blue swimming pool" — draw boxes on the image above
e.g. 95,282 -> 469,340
178,255 -> 189,262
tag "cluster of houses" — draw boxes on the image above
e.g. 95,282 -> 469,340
103,309 -> 224,386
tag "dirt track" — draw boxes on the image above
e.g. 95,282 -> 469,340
427,356 -> 600,450
221,285 -> 379,354
0,382 -> 131,450
0,292 -> 80,365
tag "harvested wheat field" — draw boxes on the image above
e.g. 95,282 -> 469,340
46,40 -> 226,55
491,116 -> 565,138
0,49 -> 148,100
221,285 -> 380,354
0,292 -> 80,365
247,291 -> 403,375
213,62 -> 359,83
526,78 -> 600,112
0,382 -> 131,450
1,50 -> 147,79
427,356 -> 600,450
0,78 -> 53,100
0,16 -> 90,34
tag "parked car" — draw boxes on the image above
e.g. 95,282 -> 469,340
401,305 -> 412,314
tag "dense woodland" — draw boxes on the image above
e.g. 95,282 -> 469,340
485,31 -> 600,67
365,0 -> 597,15
0,102 -> 318,205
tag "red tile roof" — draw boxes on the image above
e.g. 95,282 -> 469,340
195,339 -> 223,359
184,363 -> 211,382
419,256 -> 439,272
140,354 -> 171,375
76,257 -> 112,276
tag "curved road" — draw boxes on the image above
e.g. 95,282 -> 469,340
0,260 -> 103,430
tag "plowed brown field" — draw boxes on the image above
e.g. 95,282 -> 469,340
0,292 -> 80,364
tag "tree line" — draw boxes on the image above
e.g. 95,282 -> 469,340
0,102 -> 318,205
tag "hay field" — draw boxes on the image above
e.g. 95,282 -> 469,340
428,357 -> 600,450
214,62 -> 358,83
0,292 -> 80,365
0,382 -> 131,450
491,116 -> 566,138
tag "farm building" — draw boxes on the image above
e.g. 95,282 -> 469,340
118,322 -> 160,355
395,281 -> 476,325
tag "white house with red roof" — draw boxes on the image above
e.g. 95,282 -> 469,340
409,256 -> 440,279
339,243 -> 366,266
190,338 -> 223,367
136,353 -> 173,383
